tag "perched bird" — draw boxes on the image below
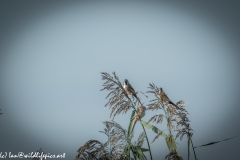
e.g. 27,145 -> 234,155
131,105 -> 146,134
123,79 -> 136,95
123,79 -> 142,104
158,88 -> 178,108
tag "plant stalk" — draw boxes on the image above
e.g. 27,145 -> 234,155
127,95 -> 153,160
161,104 -> 172,135
190,138 -> 197,160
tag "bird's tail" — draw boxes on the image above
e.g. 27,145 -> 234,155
134,94 -> 142,105
169,101 -> 181,109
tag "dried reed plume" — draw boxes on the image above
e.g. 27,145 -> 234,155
76,121 -> 134,160
100,121 -> 131,160
101,72 -> 153,159
100,72 -> 139,120
78,72 -> 197,159
75,140 -> 109,160
147,83 -> 193,141
136,131 -> 146,147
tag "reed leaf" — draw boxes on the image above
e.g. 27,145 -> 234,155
141,148 -> 150,152
141,120 -> 167,138
131,146 -> 147,160
124,110 -> 136,159
166,135 -> 177,151
194,135 -> 239,149
164,135 -> 182,160
127,110 -> 136,136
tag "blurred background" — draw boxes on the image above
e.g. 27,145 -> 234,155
0,0 -> 240,159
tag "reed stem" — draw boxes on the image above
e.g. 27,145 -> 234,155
127,95 -> 153,160
191,138 -> 197,160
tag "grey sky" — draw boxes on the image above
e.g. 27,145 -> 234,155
0,1 -> 240,159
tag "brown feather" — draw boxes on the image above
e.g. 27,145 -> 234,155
131,106 -> 146,134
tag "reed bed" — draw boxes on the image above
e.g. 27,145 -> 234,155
76,72 -> 237,160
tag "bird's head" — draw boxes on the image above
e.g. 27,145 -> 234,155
139,105 -> 146,112
159,87 -> 163,94
123,79 -> 129,85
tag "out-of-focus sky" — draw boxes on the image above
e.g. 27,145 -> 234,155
0,1 -> 240,159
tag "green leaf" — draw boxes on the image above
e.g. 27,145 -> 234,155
141,148 -> 150,152
165,135 -> 177,151
137,147 -> 147,160
129,145 -> 148,160
194,135 -> 239,149
124,110 -> 136,159
141,120 -> 167,138
128,110 -> 136,136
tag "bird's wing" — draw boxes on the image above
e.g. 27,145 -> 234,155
128,84 -> 136,93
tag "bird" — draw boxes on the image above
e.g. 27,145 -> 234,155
158,87 -> 178,108
123,79 -> 142,104
123,79 -> 136,95
131,105 -> 146,134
